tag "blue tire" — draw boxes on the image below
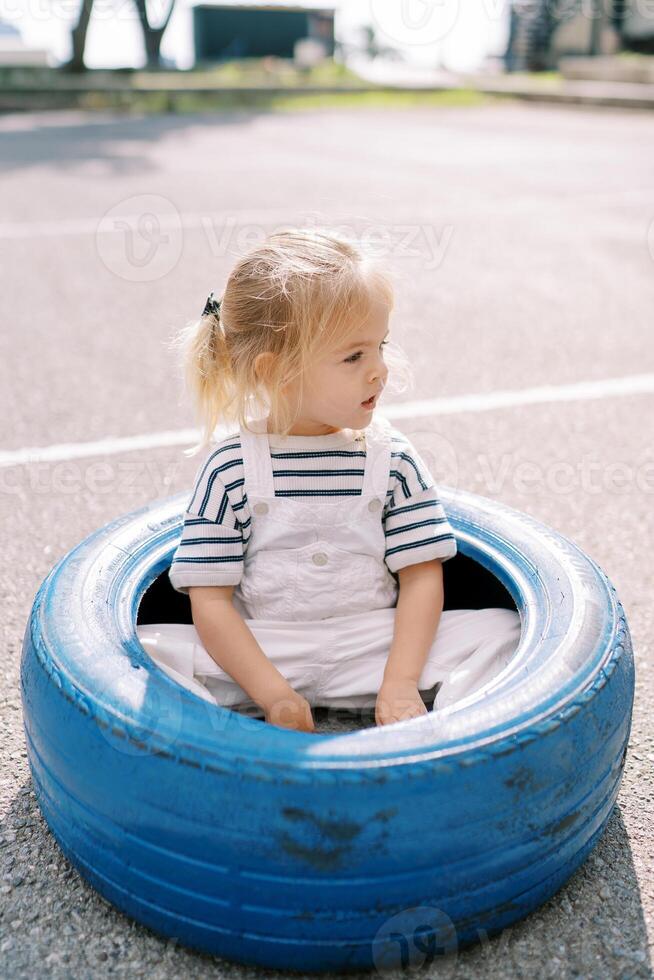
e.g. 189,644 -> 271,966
20,487 -> 635,973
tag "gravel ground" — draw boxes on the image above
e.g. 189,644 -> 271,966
0,102 -> 652,978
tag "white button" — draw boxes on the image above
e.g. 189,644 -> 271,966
253,502 -> 268,515
368,498 -> 382,512
312,552 -> 328,566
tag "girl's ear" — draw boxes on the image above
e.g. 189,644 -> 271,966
253,351 -> 275,383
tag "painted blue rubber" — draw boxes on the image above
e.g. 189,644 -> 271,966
21,485 -> 634,973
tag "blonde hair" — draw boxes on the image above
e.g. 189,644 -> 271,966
169,227 -> 414,457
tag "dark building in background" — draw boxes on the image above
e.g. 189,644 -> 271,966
193,4 -> 335,64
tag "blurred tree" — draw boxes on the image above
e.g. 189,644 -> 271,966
362,25 -> 382,59
61,0 -> 176,72
61,0 -> 93,72
133,0 -> 177,69
361,24 -> 405,62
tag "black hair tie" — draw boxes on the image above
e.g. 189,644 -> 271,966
202,292 -> 221,318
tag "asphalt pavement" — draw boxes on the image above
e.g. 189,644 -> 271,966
0,101 -> 652,979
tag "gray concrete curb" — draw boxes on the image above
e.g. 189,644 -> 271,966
455,74 -> 654,110
0,77 -> 653,113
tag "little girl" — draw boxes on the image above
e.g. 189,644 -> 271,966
137,228 -> 521,733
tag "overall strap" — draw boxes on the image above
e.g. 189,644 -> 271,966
239,416 -> 275,499
241,414 -> 392,500
361,415 -> 393,498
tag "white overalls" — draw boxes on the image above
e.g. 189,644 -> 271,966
137,415 -> 522,714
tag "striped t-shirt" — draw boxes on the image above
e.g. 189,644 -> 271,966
169,423 -> 457,595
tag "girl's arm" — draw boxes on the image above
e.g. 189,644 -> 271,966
376,560 -> 444,725
383,559 -> 444,683
189,586 -> 313,729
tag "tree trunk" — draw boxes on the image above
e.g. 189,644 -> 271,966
143,27 -> 167,69
132,0 -> 176,69
62,0 -> 95,72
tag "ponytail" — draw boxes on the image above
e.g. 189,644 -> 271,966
168,302 -> 237,458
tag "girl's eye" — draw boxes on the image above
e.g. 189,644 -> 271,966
344,339 -> 389,364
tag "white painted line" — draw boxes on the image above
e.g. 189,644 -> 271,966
0,429 -> 200,469
1,372 -> 653,470
384,372 -> 654,418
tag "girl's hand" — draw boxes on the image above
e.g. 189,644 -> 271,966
375,677 -> 428,727
263,687 -> 316,733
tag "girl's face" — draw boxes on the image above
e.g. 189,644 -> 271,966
281,299 -> 390,436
